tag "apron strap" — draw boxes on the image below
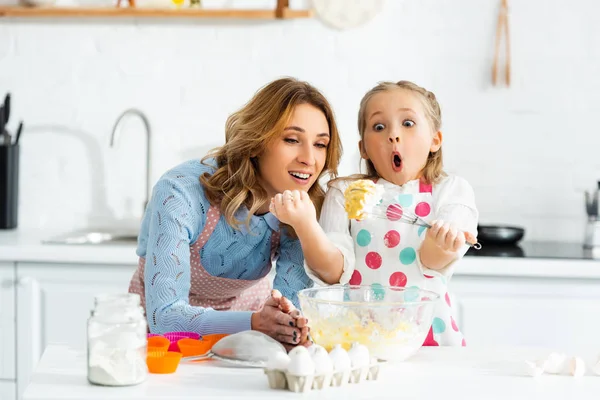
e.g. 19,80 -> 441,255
196,205 -> 221,248
419,179 -> 433,194
197,205 -> 280,264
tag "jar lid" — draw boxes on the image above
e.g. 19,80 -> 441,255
94,293 -> 141,307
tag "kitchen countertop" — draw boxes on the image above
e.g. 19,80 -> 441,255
0,229 -> 137,265
3,229 -> 600,279
23,344 -> 600,400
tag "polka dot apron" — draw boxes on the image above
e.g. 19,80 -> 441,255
348,179 -> 465,347
128,205 -> 279,324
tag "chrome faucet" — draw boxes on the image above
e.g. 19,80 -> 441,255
109,108 -> 152,212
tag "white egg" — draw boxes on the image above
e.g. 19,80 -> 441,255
266,352 -> 291,371
328,344 -> 352,372
593,359 -> 600,376
289,346 -> 310,357
347,342 -> 370,368
308,345 -> 333,375
287,346 -> 315,376
568,357 -> 586,378
524,360 -> 545,377
545,352 -> 567,374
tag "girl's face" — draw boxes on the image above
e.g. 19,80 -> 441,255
257,103 -> 330,199
359,88 -> 442,186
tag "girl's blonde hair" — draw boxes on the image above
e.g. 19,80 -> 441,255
337,80 -> 445,186
200,77 -> 342,230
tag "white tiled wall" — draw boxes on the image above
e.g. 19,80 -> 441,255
0,0 -> 598,242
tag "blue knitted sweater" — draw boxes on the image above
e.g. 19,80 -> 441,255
136,159 -> 313,335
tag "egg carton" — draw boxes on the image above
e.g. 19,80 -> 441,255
264,361 -> 381,393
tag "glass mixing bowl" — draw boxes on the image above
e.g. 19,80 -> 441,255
298,285 -> 440,362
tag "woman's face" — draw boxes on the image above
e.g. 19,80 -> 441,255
257,103 -> 330,199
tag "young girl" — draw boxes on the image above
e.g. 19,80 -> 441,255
271,80 -> 478,346
128,77 -> 343,349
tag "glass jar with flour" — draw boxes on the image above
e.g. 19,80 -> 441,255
87,293 -> 148,386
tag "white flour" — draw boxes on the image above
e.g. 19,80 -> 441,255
88,339 -> 147,386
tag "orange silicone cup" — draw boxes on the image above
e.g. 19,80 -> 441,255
202,334 -> 229,347
177,338 -> 211,358
147,336 -> 170,352
146,351 -> 182,374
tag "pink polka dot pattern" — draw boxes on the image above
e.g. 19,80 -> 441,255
451,317 -> 459,332
128,205 -> 277,319
414,202 -> 431,217
349,270 -> 362,285
128,257 -> 148,312
383,230 -> 400,248
386,204 -> 403,221
349,178 -> 464,347
389,271 -> 407,288
365,252 -> 382,270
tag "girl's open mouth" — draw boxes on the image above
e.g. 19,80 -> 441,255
392,152 -> 402,172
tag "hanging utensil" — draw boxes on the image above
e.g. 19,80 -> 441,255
492,0 -> 511,87
180,330 -> 287,368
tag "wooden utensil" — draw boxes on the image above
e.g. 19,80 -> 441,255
492,0 -> 511,87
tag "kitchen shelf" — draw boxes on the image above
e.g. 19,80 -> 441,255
0,3 -> 312,19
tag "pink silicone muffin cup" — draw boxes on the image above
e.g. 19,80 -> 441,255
163,332 -> 200,352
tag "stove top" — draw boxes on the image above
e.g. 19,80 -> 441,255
465,241 -> 598,260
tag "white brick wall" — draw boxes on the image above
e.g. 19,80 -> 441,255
0,0 -> 598,243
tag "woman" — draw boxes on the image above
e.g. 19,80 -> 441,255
128,77 -> 342,348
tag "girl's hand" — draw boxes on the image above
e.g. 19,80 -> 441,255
270,190 -> 316,230
426,220 -> 477,253
251,290 -> 310,351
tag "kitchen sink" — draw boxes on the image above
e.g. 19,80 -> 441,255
43,230 -> 139,245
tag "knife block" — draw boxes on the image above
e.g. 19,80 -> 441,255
0,143 -> 18,229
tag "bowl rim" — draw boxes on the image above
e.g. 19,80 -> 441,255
297,284 -> 440,307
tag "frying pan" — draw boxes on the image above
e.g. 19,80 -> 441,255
477,225 -> 524,245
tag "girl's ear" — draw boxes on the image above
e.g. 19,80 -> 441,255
430,130 -> 442,152
358,140 -> 369,160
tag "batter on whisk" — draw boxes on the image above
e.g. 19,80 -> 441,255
269,80 -> 479,347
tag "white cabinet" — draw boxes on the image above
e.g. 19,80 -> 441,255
0,262 -> 15,381
451,275 -> 600,355
15,262 -> 135,400
0,380 -> 16,400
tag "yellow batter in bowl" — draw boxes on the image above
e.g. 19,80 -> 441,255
299,286 -> 439,362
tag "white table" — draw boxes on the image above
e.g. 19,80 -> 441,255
23,345 -> 600,400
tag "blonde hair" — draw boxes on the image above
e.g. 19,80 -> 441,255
336,80 -> 445,186
200,77 -> 342,230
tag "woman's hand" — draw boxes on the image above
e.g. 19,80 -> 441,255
272,290 -> 310,348
270,190 -> 316,230
251,290 -> 310,351
426,220 -> 477,253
